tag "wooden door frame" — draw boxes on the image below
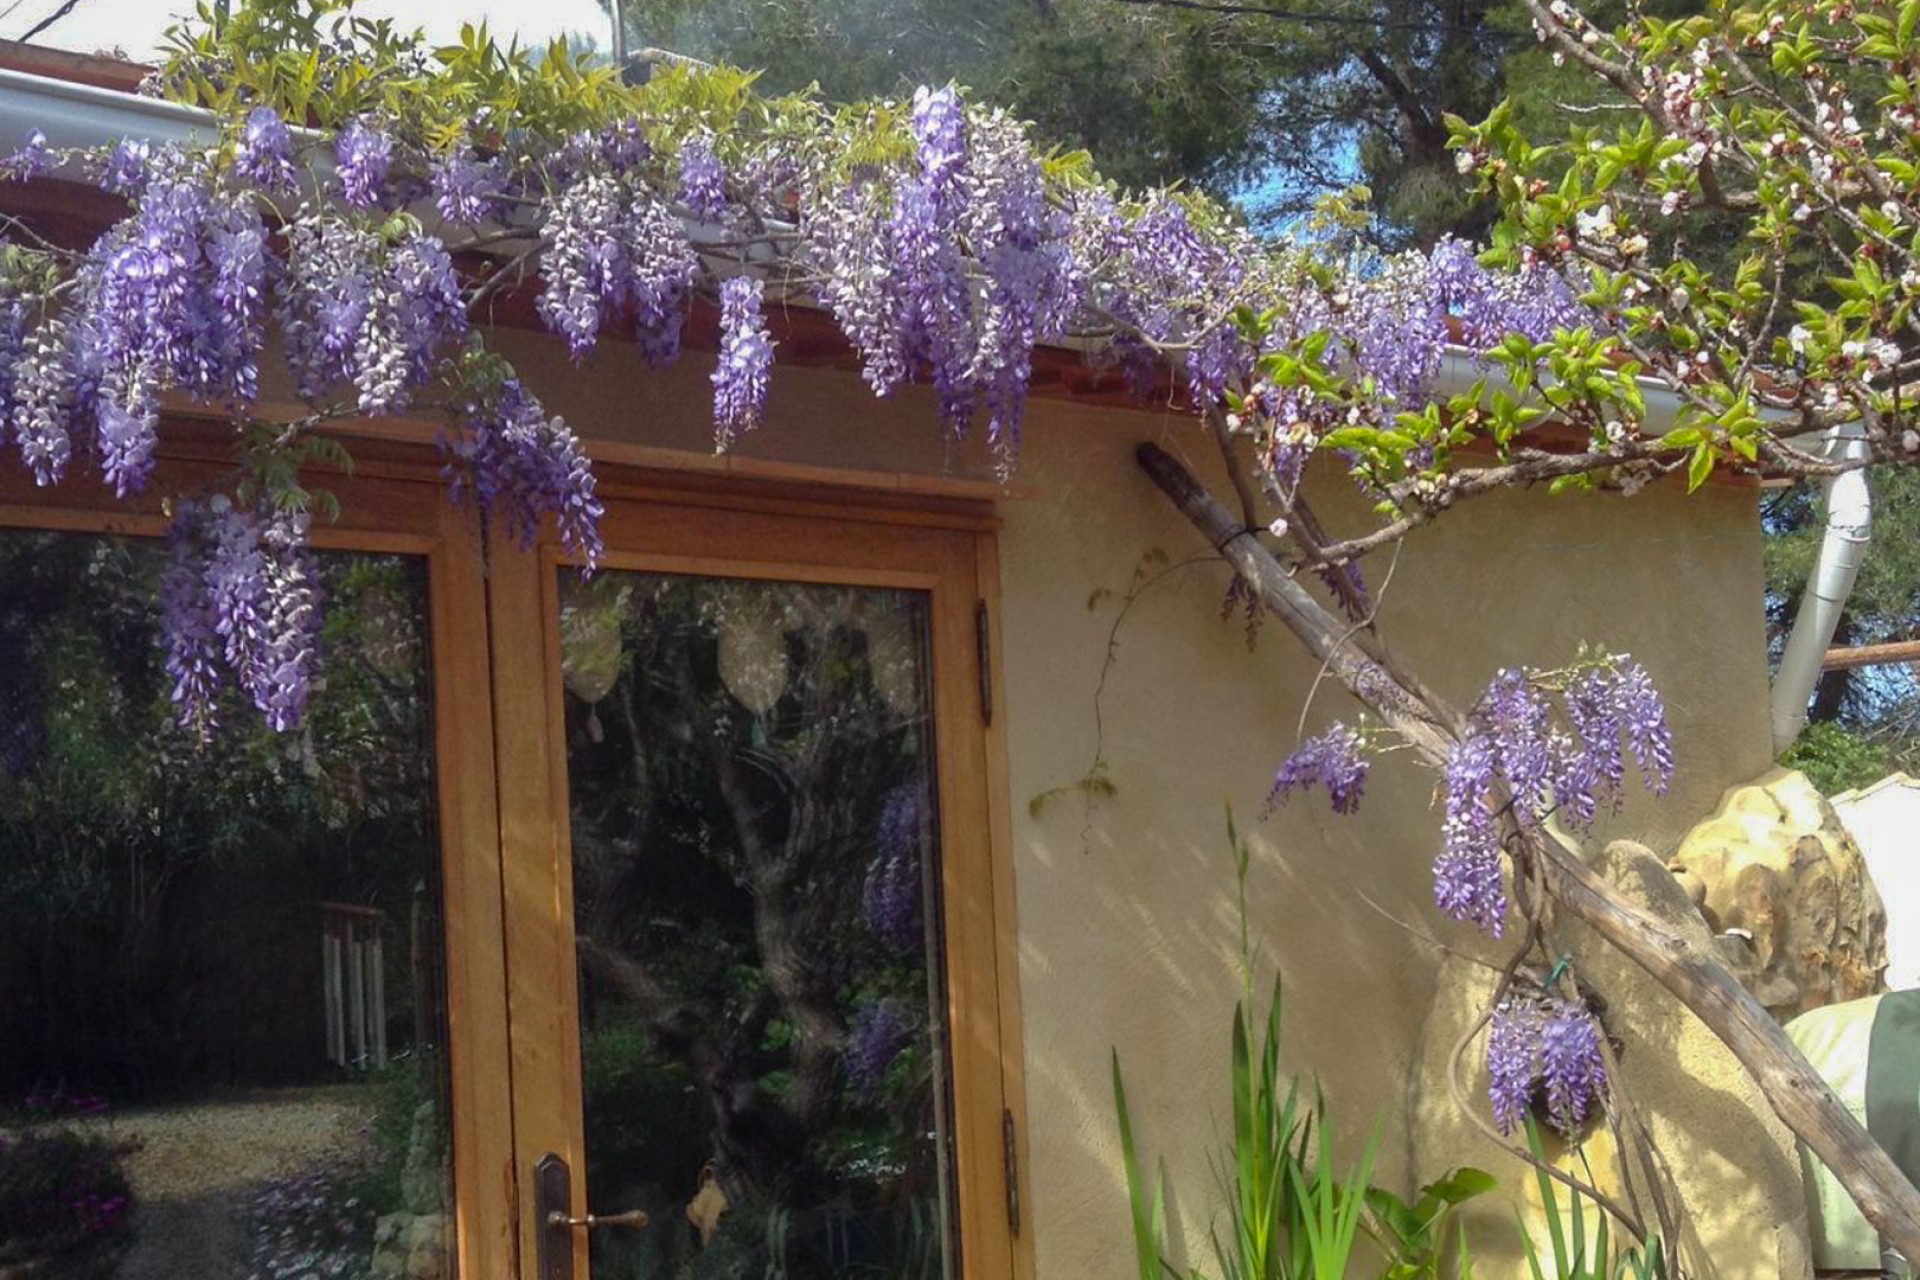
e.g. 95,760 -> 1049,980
0,442 -> 519,1277
486,469 -> 1034,1280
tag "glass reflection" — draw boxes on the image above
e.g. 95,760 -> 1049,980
560,572 -> 957,1279
0,531 -> 454,1280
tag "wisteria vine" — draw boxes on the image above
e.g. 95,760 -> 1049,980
0,0 -> 1612,735
1268,654 -> 1672,1137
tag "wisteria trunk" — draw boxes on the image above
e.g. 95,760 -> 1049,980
1134,441 -> 1920,1260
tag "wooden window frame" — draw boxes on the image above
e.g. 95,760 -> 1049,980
486,465 -> 1034,1280
0,435 -> 1031,1280
0,442 -> 518,1275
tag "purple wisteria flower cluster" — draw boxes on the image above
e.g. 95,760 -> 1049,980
0,77 -> 1611,740
1266,721 -> 1370,816
446,373 -> 604,565
676,131 -> 729,222
861,785 -> 924,953
1266,658 -> 1670,941
279,213 -> 466,414
17,159 -> 271,497
845,996 -> 918,1098
536,172 -> 696,366
1487,990 -> 1610,1137
162,497 -> 321,738
1437,657 -> 1673,937
803,85 -> 1076,462
712,274 -> 772,447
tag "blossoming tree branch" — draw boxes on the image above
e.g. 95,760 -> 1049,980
7,0 -> 1920,1258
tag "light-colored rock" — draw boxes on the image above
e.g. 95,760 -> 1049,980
1412,839 -> 1812,1280
370,1211 -> 448,1280
1666,767 -> 1887,1018
399,1100 -> 446,1216
1832,773 -> 1920,991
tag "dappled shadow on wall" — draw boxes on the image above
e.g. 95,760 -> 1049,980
0,530 -> 455,1280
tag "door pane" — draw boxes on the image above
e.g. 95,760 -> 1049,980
559,572 -> 957,1279
0,530 -> 455,1280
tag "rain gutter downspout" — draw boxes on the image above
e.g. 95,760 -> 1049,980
1770,424 -> 1873,753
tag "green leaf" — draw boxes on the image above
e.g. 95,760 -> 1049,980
1687,442 -> 1715,493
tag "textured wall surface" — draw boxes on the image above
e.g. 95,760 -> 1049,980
486,329 -> 1790,1277
983,406 -> 1783,1278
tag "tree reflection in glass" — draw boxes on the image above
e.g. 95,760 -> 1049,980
0,530 -> 454,1280
560,572 -> 957,1279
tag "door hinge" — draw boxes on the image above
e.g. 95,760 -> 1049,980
976,599 -> 994,727
1002,1108 -> 1021,1237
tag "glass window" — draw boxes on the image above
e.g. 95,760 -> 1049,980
558,571 -> 959,1279
0,530 -> 456,1280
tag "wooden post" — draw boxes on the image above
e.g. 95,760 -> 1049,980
1134,440 -> 1920,1259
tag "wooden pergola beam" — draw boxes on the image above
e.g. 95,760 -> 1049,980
1824,640 -> 1920,672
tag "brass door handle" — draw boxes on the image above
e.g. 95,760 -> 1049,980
534,1152 -> 648,1280
547,1208 -> 649,1231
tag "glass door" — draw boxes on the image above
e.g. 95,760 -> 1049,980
0,452 -> 515,1280
491,484 -> 1020,1279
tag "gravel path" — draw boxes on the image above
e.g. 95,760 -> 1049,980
61,1089 -> 377,1280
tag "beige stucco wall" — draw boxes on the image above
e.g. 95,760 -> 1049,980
490,329 -> 1794,1277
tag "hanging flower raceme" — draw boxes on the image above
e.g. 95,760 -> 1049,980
1266,721 -> 1371,816
42,162 -> 271,497
445,373 -> 604,567
1429,657 -> 1672,937
676,131 -> 729,222
279,213 -> 466,414
333,118 -> 392,210
712,275 -> 772,448
1486,990 -> 1610,1137
536,173 -> 695,366
431,150 -> 503,226
861,786 -> 924,954
163,496 -> 322,736
235,106 -> 297,194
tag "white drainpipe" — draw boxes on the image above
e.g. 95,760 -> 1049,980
1770,425 -> 1873,753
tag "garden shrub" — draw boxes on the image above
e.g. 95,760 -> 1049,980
0,1125 -> 137,1279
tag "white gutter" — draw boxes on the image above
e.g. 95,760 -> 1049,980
1771,424 -> 1873,752
1435,345 -> 1873,754
1432,344 -> 1694,432
0,65 -> 222,152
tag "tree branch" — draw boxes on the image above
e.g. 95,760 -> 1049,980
1135,439 -> 1920,1257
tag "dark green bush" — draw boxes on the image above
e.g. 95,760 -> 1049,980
0,1125 -> 137,1279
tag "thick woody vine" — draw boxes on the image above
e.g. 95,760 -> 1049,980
5,0 -> 1920,1260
